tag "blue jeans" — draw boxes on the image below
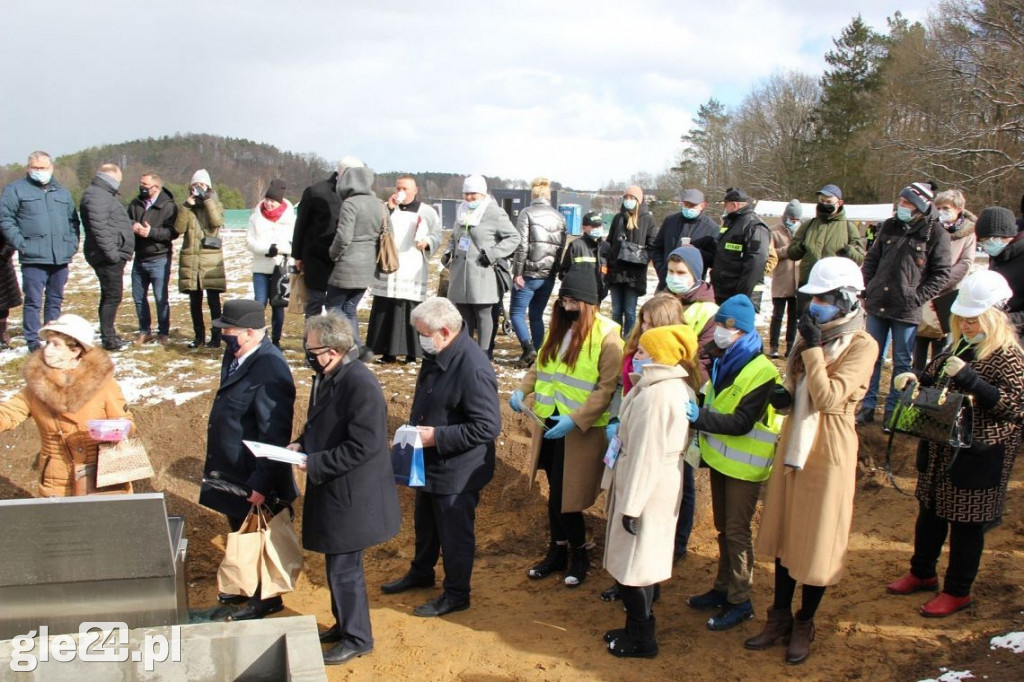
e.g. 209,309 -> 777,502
132,256 -> 171,336
253,273 -> 285,343
21,263 -> 69,347
864,313 -> 916,415
609,284 -> 639,338
325,286 -> 366,345
510,276 -> 555,349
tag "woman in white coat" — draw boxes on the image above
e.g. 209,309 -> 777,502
603,324 -> 700,659
246,179 -> 295,346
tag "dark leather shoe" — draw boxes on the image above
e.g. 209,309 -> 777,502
323,643 -> 372,665
319,624 -> 342,643
413,593 -> 469,618
102,338 -> 129,352
227,601 -> 283,621
217,592 -> 250,605
381,572 -> 435,595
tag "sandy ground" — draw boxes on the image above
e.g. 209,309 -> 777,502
1,234 -> 1023,681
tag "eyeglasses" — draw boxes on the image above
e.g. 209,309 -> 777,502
303,345 -> 330,354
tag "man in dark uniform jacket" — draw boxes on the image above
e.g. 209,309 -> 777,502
710,187 -> 771,307
292,169 -> 342,317
380,297 -> 501,617
292,312 -> 401,665
199,299 -> 297,620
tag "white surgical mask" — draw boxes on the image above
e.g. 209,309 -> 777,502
419,333 -> 438,355
938,208 -> 956,224
713,326 -> 738,349
42,343 -> 78,370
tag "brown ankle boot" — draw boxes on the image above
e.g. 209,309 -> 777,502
786,616 -> 815,665
744,607 -> 793,650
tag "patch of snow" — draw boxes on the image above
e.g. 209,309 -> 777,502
919,671 -> 974,682
990,632 -> 1024,654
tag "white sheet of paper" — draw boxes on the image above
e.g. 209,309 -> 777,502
243,440 -> 307,465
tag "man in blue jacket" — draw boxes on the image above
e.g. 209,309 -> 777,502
380,296 -> 501,617
0,151 -> 80,351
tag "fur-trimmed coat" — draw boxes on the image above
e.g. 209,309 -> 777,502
0,349 -> 134,496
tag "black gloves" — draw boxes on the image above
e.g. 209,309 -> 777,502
266,243 -> 279,258
769,385 -> 793,410
622,515 -> 640,535
477,251 -> 491,267
798,312 -> 822,347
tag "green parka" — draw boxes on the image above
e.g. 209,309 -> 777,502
786,207 -> 865,285
174,193 -> 226,293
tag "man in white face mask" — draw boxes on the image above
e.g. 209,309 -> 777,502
0,150 -> 81,352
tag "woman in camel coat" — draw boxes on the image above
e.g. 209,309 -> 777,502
0,314 -> 134,496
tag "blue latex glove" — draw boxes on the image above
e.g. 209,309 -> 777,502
510,389 -> 525,413
543,414 -> 576,440
606,419 -> 620,441
686,401 -> 699,423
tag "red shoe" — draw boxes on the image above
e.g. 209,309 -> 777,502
887,573 -> 939,595
920,592 -> 971,617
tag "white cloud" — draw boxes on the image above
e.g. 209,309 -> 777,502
0,0 -> 930,189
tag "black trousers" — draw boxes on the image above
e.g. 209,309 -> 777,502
227,513 -> 282,609
410,489 -> 480,601
326,550 -> 372,649
538,429 -> 586,548
770,296 -> 798,352
93,261 -> 126,343
910,503 -> 986,597
189,289 -> 222,338
673,462 -> 696,557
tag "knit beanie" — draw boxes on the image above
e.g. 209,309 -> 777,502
723,187 -> 750,203
265,179 -> 286,202
190,169 -> 212,187
783,199 -> 803,220
714,294 -> 756,333
668,246 -> 703,280
639,324 -> 699,366
624,185 -> 644,204
463,175 -> 487,195
975,206 -> 1017,239
899,182 -> 934,214
559,266 -> 600,305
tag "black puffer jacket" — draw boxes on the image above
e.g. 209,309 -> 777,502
862,214 -> 951,324
987,232 -> 1024,335
650,211 -> 719,286
80,175 -> 134,267
513,198 -> 566,279
606,203 -> 658,293
127,188 -> 178,261
292,172 -> 341,292
709,205 -> 770,303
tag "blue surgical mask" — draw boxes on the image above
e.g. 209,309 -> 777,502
466,200 -> 481,210
965,332 -> 986,345
896,206 -> 914,223
784,218 -> 800,231
622,199 -> 638,211
682,207 -> 700,220
28,169 -> 52,185
666,273 -> 695,295
808,301 -> 841,324
981,239 -> 1008,257
589,228 -> 604,239
632,356 -> 653,374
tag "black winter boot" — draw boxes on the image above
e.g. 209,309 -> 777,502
188,331 -> 205,349
207,328 -> 222,348
607,615 -> 658,658
564,545 -> 589,588
0,317 -> 9,347
515,341 -> 537,369
527,542 -> 568,579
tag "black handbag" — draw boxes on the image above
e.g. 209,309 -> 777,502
201,235 -> 222,250
270,263 -> 290,308
884,375 -> 974,494
493,257 -> 513,296
616,238 -> 648,265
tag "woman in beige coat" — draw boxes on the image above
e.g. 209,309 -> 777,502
0,314 -> 134,496
511,267 -> 622,588
602,324 -> 700,658
748,257 -> 878,665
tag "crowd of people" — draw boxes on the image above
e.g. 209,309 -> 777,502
2,151 -> 1024,667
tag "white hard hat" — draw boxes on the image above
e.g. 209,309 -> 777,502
950,269 -> 1012,317
798,256 -> 864,295
40,314 -> 95,349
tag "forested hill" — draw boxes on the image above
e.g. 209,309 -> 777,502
0,134 -> 543,209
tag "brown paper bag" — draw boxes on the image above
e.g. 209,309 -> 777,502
286,272 -> 309,315
259,510 -> 303,599
217,508 -> 265,597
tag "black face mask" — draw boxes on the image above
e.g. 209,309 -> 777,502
817,202 -> 838,216
305,349 -> 326,373
562,308 -> 581,322
139,186 -> 151,200
222,333 -> 241,357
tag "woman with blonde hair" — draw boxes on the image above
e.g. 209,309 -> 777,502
0,314 -> 135,496
887,269 -> 1024,617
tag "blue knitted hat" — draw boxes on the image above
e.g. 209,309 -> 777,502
714,294 -> 756,333
668,246 -> 703,280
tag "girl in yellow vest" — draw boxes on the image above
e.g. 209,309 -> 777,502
603,324 -> 701,658
511,266 -> 623,587
686,294 -> 781,631
749,257 -> 877,664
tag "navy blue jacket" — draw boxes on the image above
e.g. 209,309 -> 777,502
408,326 -> 501,495
650,211 -> 719,286
0,176 -> 80,265
291,173 -> 341,292
200,337 -> 298,519
297,358 -> 401,555
127,188 -> 178,261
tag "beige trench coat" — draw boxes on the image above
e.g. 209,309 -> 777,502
756,330 -> 878,586
518,325 -> 623,513
604,364 -> 693,586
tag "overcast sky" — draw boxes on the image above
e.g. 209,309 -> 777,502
0,0 -> 930,189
